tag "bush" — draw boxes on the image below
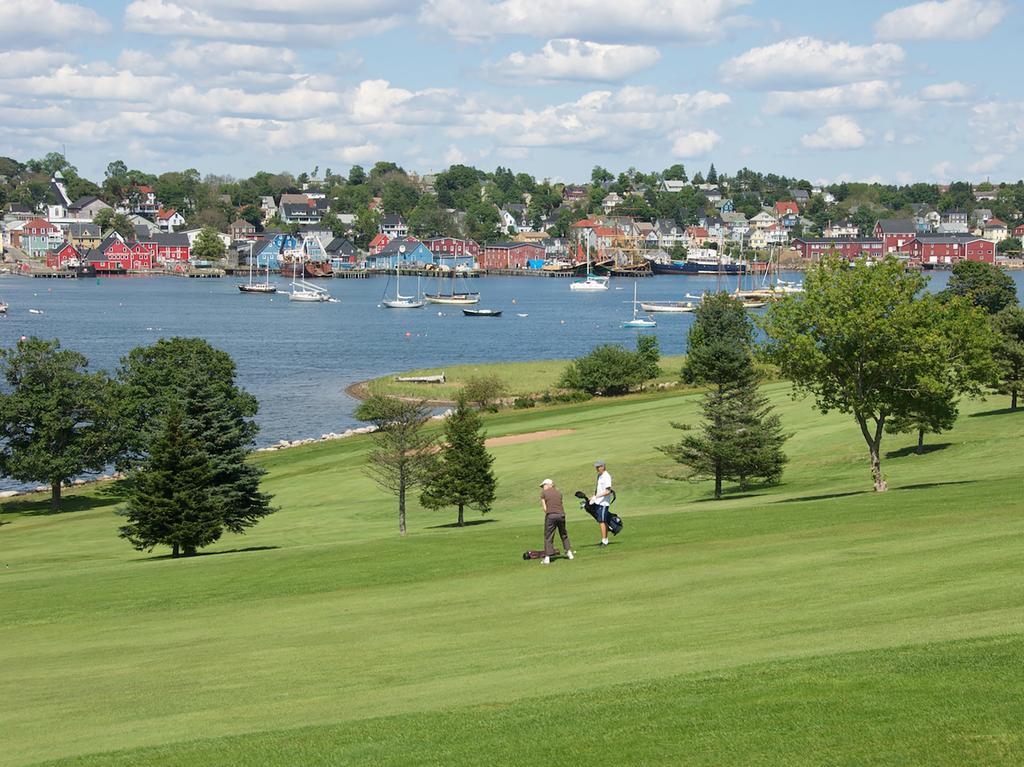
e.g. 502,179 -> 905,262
512,396 -> 536,409
559,337 -> 661,396
461,374 -> 508,411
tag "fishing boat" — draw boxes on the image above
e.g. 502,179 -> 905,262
570,241 -> 609,292
237,250 -> 277,294
424,266 -> 480,305
622,282 -> 657,328
381,264 -> 424,309
0,301 -> 7,314
463,308 -> 502,317
639,301 -> 696,313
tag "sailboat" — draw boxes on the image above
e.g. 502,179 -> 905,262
570,239 -> 609,292
622,282 -> 657,328
288,261 -> 332,302
382,265 -> 424,309
237,248 -> 277,294
424,265 -> 480,305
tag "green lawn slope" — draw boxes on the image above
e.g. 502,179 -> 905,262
1,382 -> 1022,766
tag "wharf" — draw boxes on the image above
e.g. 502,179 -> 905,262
188,269 -> 225,278
369,268 -> 481,278
484,268 -> 575,278
332,269 -> 371,279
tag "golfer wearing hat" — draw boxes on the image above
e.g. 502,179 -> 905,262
591,460 -> 613,546
539,479 -> 573,565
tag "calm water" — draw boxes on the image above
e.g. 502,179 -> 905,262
1,269 -> 1021,454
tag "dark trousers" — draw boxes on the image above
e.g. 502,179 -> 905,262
544,514 -> 571,556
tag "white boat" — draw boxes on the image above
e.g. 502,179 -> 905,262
623,282 -> 657,328
0,301 -> 7,314
640,301 -> 695,313
570,240 -> 609,292
382,265 -> 424,309
424,266 -> 479,305
287,262 -> 332,302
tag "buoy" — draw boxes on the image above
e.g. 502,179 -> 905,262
405,331 -> 411,337
560,319 -> 566,324
512,298 -> 517,304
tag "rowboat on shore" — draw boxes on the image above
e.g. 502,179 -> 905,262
639,301 -> 695,313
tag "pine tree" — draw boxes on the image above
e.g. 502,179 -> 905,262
662,293 -> 789,499
119,404 -> 221,557
116,338 -> 274,555
420,397 -> 497,526
706,163 -> 718,184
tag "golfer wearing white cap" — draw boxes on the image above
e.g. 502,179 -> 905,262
591,460 -> 613,546
539,479 -> 573,565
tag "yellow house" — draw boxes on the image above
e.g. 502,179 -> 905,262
66,222 -> 102,251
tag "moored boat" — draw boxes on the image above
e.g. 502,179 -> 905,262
463,308 -> 502,317
639,301 -> 695,313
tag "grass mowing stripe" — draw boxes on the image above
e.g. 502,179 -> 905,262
29,635 -> 1024,767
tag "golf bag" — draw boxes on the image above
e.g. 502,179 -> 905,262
574,490 -> 623,535
523,548 -> 560,560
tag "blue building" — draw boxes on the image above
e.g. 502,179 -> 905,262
253,232 -> 299,269
366,237 -> 434,269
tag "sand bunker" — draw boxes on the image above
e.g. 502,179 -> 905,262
485,429 -> 576,447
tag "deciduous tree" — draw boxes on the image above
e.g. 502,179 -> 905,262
762,257 -> 995,491
939,260 -> 1018,314
0,338 -> 119,511
355,395 -> 437,535
191,226 -> 226,262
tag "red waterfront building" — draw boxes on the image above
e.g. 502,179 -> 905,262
422,237 -> 480,261
898,235 -> 995,265
790,237 -> 885,262
480,241 -> 544,269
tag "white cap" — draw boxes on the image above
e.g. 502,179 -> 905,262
539,478 -> 553,487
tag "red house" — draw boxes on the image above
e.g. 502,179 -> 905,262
480,241 -> 544,270
898,235 -> 995,265
368,233 -> 390,255
422,237 -> 480,260
87,235 -> 153,273
873,219 -> 916,253
45,242 -> 83,269
1014,224 -> 1024,238
135,233 -> 191,265
791,237 -> 885,262
774,201 -> 799,217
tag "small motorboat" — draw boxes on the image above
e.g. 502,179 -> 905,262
463,308 -> 502,317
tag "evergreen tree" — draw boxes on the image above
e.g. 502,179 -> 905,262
116,338 -> 274,554
706,163 -> 718,184
0,337 -> 119,511
420,397 -> 496,526
119,403 -> 220,557
993,305 -> 1024,410
662,294 -> 788,499
355,395 -> 437,535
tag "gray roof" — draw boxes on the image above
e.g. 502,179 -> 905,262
380,213 -> 406,226
326,237 -> 356,255
147,232 -> 190,247
378,237 -> 426,257
67,222 -> 100,237
875,218 -> 915,233
914,234 -> 987,244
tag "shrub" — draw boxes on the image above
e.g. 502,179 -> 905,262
513,396 -> 536,409
461,374 -> 508,411
559,337 -> 661,396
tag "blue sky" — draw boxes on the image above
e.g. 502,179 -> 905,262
0,0 -> 1019,185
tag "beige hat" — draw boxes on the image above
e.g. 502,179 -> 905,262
539,478 -> 554,487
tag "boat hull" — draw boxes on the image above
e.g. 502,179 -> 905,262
640,302 -> 694,313
424,293 -> 480,305
383,299 -> 424,309
238,284 -> 278,294
649,260 -> 746,275
623,319 -> 657,328
463,309 -> 501,317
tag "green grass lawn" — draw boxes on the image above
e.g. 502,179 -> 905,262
364,354 -> 687,400
2,382 -> 1023,766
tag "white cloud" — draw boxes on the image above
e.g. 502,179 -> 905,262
422,0 -> 753,43
0,49 -> 75,78
21,66 -> 175,102
876,0 -> 1006,41
920,81 -> 971,101
451,86 -> 731,153
486,39 -> 661,83
763,80 -> 898,116
721,36 -> 905,88
124,0 -> 404,43
0,0 -> 108,47
443,145 -> 469,165
337,143 -> 382,164
171,42 -> 299,73
800,116 -> 867,149
967,153 -> 1004,174
671,130 -> 721,158
931,160 -> 955,180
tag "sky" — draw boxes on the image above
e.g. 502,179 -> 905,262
0,0 -> 1020,185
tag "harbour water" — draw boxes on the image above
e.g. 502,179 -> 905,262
0,269 -> 1021,455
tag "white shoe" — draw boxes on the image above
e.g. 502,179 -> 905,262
566,550 -> 574,560
542,556 -> 550,564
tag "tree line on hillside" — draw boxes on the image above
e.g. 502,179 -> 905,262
0,337 -> 273,557
8,152 -> 1024,249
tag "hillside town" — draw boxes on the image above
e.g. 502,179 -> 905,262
1,154 -> 1019,277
